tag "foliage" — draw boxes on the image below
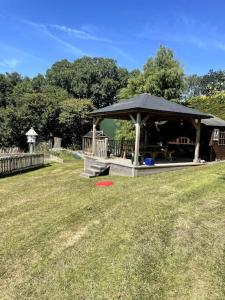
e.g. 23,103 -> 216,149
35,141 -> 52,154
118,46 -> 184,101
200,69 -> 225,96
115,120 -> 135,140
59,98 -> 93,145
46,57 -> 129,108
182,74 -> 202,100
51,149 -> 81,161
183,70 -> 225,100
0,72 -> 22,107
117,70 -> 143,100
116,46 -> 185,139
0,106 -> 19,147
188,92 -> 225,120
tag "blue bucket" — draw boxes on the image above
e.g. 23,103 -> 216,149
144,157 -> 154,166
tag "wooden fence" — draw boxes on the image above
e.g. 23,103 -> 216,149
0,154 -> 44,176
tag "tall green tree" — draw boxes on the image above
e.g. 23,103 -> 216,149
116,46 -> 185,139
118,46 -> 184,101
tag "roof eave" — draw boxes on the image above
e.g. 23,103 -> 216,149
89,108 -> 211,119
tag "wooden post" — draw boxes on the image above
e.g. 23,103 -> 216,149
134,112 -> 141,166
92,120 -> 97,156
105,138 -> 108,158
193,119 -> 201,163
92,117 -> 102,156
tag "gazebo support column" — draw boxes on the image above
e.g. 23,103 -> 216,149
192,119 -> 201,163
134,112 -> 141,166
92,117 -> 101,156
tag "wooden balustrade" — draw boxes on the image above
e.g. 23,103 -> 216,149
0,154 -> 44,176
82,136 -> 135,158
82,136 -> 93,154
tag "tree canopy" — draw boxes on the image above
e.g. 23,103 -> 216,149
187,92 -> 225,120
46,57 -> 129,108
0,57 -> 128,148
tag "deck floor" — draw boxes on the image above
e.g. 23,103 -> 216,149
96,156 -> 201,168
84,155 -> 205,176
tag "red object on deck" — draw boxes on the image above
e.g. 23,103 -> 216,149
95,181 -> 113,187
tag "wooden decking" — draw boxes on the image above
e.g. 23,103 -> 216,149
83,155 -> 204,177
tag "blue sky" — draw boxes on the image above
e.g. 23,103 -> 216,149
1,0 -> 225,76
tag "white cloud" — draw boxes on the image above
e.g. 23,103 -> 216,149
22,19 -> 87,56
50,24 -> 112,43
0,58 -> 19,68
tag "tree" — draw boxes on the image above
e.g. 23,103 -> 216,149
59,98 -> 93,146
0,107 -> 19,147
183,70 -> 225,101
46,59 -> 73,93
116,46 -> 185,139
182,75 -> 202,100
115,121 -> 135,140
117,70 -> 143,100
46,57 -> 129,108
143,46 -> 184,100
199,70 -> 225,96
187,92 -> 225,120
0,72 -> 22,107
0,83 -> 70,148
118,46 -> 184,101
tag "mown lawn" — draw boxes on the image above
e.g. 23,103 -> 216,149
1,161 -> 225,299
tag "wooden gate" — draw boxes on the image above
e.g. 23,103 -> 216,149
95,138 -> 108,158
82,137 -> 108,158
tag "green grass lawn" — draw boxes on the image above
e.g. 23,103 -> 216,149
1,161 -> 225,299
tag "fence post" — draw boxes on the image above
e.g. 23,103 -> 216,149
120,138 -> 124,157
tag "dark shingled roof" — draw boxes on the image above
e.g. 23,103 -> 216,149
90,93 -> 211,119
201,115 -> 225,127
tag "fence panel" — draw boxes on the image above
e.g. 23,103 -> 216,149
0,154 -> 44,176
82,137 -> 93,154
95,139 -> 108,158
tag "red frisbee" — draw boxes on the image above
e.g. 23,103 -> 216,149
95,180 -> 113,187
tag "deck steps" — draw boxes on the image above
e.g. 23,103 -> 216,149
81,162 -> 109,178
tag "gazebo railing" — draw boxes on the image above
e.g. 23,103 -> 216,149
82,136 -> 93,154
82,136 -> 135,158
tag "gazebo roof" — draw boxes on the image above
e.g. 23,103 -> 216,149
90,93 -> 211,120
201,115 -> 225,127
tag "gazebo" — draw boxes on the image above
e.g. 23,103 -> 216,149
83,93 -> 211,177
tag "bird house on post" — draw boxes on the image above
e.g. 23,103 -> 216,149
26,127 -> 38,154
